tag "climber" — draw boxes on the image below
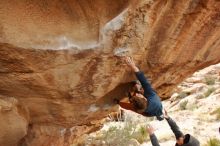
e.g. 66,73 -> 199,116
147,110 -> 200,146
119,56 -> 164,120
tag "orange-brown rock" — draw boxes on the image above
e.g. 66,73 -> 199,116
0,0 -> 220,146
0,96 -> 28,146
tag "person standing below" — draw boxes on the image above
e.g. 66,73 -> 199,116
146,110 -> 200,146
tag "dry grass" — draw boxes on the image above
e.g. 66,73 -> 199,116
179,100 -> 188,110
211,107 -> 220,120
204,76 -> 216,85
84,120 -> 148,146
178,91 -> 190,99
203,138 -> 220,146
204,87 -> 216,97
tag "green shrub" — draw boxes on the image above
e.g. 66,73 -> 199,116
211,107 -> 220,120
84,121 -> 148,146
179,100 -> 188,110
203,138 -> 220,146
178,91 -> 190,99
204,87 -> 216,97
204,76 -> 216,85
195,93 -> 205,99
136,125 -> 148,143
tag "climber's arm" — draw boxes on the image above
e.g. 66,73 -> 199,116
165,117 -> 184,139
125,57 -> 155,97
164,110 -> 184,139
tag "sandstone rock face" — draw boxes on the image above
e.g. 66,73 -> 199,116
0,96 -> 28,146
0,0 -> 220,145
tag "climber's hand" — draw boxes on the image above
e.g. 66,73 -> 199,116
124,56 -> 139,72
164,108 -> 169,119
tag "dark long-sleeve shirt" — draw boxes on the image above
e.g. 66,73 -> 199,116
150,134 -> 160,146
166,117 -> 200,146
166,117 -> 184,140
135,71 -> 163,117
150,117 -> 200,146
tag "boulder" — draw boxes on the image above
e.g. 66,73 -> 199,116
0,0 -> 220,145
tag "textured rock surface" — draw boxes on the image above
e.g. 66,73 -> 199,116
0,96 -> 28,146
0,0 -> 220,145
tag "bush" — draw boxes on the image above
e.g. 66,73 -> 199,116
204,87 -> 216,97
195,93 -> 205,99
211,107 -> 220,120
178,91 -> 190,99
84,121 -> 148,146
204,76 -> 216,85
203,138 -> 220,146
179,100 -> 188,110
137,125 -> 148,143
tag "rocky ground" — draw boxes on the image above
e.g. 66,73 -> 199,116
80,63 -> 220,146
